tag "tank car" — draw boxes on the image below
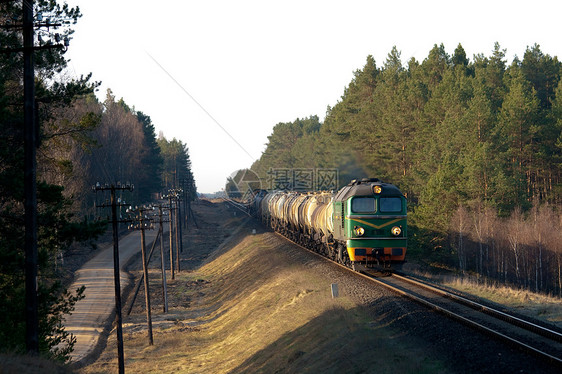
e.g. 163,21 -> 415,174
251,178 -> 407,270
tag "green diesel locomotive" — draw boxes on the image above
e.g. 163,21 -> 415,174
332,178 -> 407,269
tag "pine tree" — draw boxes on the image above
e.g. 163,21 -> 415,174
496,62 -> 541,208
0,1 -> 104,360
136,112 -> 163,202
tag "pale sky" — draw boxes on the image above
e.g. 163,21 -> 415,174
63,0 -> 562,193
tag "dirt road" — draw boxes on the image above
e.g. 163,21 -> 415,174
62,229 -> 159,364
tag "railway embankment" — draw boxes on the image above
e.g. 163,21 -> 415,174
78,200 -> 560,373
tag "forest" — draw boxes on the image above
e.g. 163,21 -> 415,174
3,0 -> 562,363
0,1 -> 196,360
251,43 -> 562,296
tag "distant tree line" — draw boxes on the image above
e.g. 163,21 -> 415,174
251,43 -> 562,295
45,89 -> 197,217
0,0 -> 196,360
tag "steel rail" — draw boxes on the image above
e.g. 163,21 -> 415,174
221,197 -> 252,217
273,230 -> 562,368
391,272 -> 562,343
371,274 -> 562,367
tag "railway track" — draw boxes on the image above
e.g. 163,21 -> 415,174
221,197 -> 252,216
368,271 -> 562,367
275,231 -> 562,368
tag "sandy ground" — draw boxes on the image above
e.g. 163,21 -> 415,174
61,228 -> 159,363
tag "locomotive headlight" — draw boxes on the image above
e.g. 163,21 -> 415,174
391,226 -> 402,236
354,226 -> 365,237
373,185 -> 382,194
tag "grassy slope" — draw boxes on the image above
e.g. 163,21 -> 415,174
80,217 -> 443,373
444,278 -> 562,327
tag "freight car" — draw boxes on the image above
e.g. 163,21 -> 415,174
249,178 -> 407,271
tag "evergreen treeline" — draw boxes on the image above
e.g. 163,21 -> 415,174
0,1 -> 196,360
252,43 -> 562,295
158,135 -> 197,200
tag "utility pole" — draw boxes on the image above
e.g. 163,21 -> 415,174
127,204 -> 168,315
127,206 -> 154,346
0,0 -> 72,355
125,230 -> 161,316
165,189 -> 183,270
176,195 -> 183,254
181,179 -> 188,230
93,182 -> 134,374
173,197 -> 180,272
158,205 -> 169,313
175,190 -> 184,253
166,198 -> 175,279
163,190 -> 183,275
23,0 -> 38,354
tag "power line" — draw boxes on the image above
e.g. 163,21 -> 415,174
146,51 -> 255,161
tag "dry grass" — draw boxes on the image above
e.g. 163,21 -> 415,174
79,226 -> 444,373
444,278 -> 562,327
404,261 -> 562,329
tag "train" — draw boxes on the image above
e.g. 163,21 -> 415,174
248,178 -> 407,271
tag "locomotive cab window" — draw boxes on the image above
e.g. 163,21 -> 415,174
379,197 -> 402,213
351,197 -> 376,213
